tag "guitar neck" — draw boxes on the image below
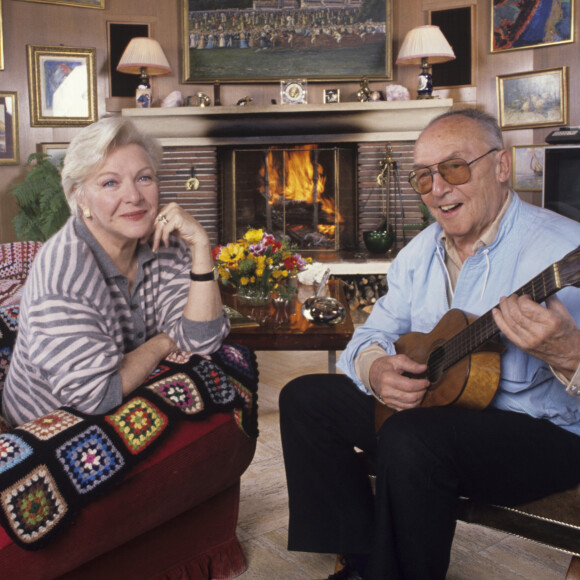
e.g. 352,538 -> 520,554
443,261 -> 563,371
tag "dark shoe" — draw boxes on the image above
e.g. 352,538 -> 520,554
327,563 -> 363,580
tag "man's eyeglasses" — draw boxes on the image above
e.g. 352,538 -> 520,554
408,148 -> 498,195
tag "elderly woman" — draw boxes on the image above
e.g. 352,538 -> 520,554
2,117 -> 229,426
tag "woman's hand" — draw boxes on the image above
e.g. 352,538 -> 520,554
151,202 -> 210,252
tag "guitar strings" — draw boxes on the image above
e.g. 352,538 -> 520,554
426,269 -> 560,380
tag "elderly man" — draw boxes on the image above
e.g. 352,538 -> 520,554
280,109 -> 580,580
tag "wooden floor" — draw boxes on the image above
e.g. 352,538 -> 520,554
235,350 -> 572,580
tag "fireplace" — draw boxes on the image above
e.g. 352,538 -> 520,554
125,100 -> 453,257
221,144 -> 357,251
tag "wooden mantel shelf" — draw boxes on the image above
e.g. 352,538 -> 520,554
121,99 -> 453,146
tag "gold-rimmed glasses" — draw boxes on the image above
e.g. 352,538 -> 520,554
409,148 -> 498,195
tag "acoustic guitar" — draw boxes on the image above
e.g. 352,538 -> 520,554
375,245 -> 580,431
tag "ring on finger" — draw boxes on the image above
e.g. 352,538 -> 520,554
156,214 -> 168,225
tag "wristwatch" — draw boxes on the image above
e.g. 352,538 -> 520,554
189,267 -> 219,282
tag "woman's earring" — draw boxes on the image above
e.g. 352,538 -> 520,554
83,207 -> 92,219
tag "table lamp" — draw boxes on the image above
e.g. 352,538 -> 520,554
396,25 -> 455,99
117,37 -> 171,108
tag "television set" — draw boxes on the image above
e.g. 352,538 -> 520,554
542,145 -> 580,223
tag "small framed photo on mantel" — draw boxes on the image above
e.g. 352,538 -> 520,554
323,89 -> 340,104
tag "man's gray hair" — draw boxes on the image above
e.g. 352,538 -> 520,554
425,108 -> 505,151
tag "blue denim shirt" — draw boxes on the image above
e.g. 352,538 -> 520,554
338,194 -> 580,436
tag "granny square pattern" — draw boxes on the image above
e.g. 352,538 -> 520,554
147,364 -> 170,381
0,434 -> 33,475
0,242 -> 43,281
0,346 -> 13,394
215,344 -> 256,381
105,397 -> 168,455
194,359 -> 237,406
19,410 -> 84,441
146,373 -> 204,415
0,305 -> 19,333
1,465 -> 67,545
0,343 -> 258,550
56,426 -> 125,494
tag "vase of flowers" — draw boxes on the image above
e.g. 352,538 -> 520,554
213,228 -> 310,306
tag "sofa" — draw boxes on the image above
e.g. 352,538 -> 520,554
0,241 -> 257,580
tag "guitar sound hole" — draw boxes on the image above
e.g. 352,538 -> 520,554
427,346 -> 445,383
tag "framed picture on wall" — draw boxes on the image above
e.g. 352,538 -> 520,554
0,91 -> 19,166
17,0 -> 104,8
496,67 -> 568,130
182,0 -> 392,83
512,145 -> 545,192
107,22 -> 150,97
491,0 -> 574,52
429,6 -> 473,87
27,45 -> 98,127
0,0 -> 4,71
37,142 -> 69,167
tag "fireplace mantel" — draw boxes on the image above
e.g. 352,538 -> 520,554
121,99 -> 453,146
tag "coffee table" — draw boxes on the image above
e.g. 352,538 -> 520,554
222,280 -> 354,372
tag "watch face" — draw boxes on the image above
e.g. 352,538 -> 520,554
281,79 -> 307,104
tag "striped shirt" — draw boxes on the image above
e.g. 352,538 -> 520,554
2,217 -> 229,426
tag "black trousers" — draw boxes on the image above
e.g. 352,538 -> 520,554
279,374 -> 580,580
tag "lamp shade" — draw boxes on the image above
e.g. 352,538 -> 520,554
396,25 -> 455,65
117,37 -> 171,76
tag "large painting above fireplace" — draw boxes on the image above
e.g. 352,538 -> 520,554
182,0 -> 392,83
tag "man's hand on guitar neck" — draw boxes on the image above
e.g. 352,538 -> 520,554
492,294 -> 580,381
369,354 -> 430,412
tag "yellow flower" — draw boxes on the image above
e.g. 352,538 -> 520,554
243,229 -> 264,244
218,243 -> 245,263
240,276 -> 251,286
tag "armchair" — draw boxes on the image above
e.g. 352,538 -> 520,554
0,241 -> 257,579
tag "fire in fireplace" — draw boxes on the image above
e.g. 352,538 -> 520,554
221,144 -> 357,252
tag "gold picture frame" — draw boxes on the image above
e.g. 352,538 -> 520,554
182,0 -> 393,83
323,89 -> 340,104
17,0 -> 104,8
491,0 -> 574,52
496,67 -> 568,130
0,0 -> 4,71
0,91 -> 20,166
27,45 -> 98,127
512,145 -> 545,192
37,142 -> 69,167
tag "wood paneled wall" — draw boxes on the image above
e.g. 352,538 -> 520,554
0,0 -> 578,243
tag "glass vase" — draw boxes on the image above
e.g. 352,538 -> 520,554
236,284 -> 271,306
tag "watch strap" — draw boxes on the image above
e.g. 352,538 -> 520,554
189,267 -> 218,282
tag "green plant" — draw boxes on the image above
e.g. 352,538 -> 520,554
11,153 -> 71,241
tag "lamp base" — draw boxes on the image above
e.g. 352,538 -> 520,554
136,77 -> 152,108
416,70 -> 433,99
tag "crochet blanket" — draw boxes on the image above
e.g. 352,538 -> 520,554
0,344 -> 258,551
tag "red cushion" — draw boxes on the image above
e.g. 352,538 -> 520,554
0,412 -> 256,579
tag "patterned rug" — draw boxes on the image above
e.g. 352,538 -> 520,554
0,343 -> 259,550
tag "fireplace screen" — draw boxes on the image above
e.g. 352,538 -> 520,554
222,145 -> 357,251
